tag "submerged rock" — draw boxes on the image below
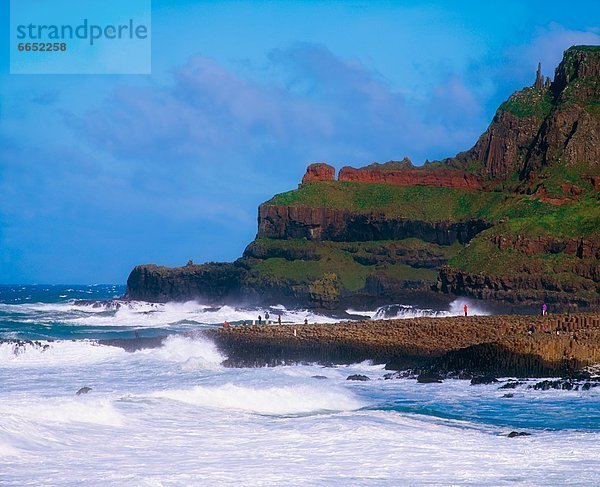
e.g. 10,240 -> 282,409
507,431 -> 531,438
417,373 -> 443,384
471,376 -> 498,385
346,374 -> 370,381
76,387 -> 92,395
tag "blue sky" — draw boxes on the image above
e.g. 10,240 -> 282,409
1,0 -> 599,284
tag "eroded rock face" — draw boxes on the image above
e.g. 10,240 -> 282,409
491,235 -> 600,259
528,47 -> 600,175
338,160 -> 483,189
302,162 -> 336,183
437,267 -> 600,309
454,109 -> 543,179
257,204 -> 490,244
126,263 -> 246,303
453,47 -> 600,179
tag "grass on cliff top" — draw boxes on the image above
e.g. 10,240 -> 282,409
266,181 -> 495,221
498,87 -> 553,118
251,236 -> 461,254
265,181 -> 564,223
266,176 -> 599,235
249,239 -> 442,291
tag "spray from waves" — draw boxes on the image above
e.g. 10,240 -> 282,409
0,340 -> 126,367
349,299 -> 491,320
134,335 -> 226,370
150,383 -> 364,415
0,397 -> 124,457
2,299 -> 340,331
0,397 -> 124,427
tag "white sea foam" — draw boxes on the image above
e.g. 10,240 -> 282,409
0,340 -> 125,367
0,398 -> 124,427
151,382 -> 364,415
135,335 -> 226,369
348,298 -> 491,320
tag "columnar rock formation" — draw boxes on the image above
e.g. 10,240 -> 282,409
257,204 -> 490,244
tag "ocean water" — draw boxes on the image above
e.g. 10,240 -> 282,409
1,285 -> 599,486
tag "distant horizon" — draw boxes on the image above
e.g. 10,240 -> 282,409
2,0 -> 599,284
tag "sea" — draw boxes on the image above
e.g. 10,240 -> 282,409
1,285 -> 599,486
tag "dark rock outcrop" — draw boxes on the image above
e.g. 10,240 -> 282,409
346,374 -> 370,381
507,431 -> 531,438
437,266 -> 600,309
470,376 -> 498,385
417,372 -> 443,383
126,263 -> 246,303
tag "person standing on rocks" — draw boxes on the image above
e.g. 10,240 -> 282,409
278,315 -> 282,325
542,303 -> 548,316
463,304 -> 468,317
258,315 -> 262,325
265,312 -> 270,323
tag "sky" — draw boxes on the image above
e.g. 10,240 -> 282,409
1,0 -> 599,284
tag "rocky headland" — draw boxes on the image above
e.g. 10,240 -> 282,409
126,46 -> 600,311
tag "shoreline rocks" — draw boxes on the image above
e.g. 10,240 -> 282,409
205,312 -> 600,378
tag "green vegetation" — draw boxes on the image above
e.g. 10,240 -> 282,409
260,178 -> 598,290
449,232 -> 597,287
247,238 -> 450,291
500,197 -> 600,238
499,87 -> 553,118
567,45 -> 600,52
267,181 -> 503,221
265,180 -> 583,224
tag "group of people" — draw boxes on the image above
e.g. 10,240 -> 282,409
224,311 -> 287,328
256,312 -> 282,325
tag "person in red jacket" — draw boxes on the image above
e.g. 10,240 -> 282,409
463,304 -> 468,317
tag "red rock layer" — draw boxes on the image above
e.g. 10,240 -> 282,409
302,163 -> 336,183
337,166 -> 483,189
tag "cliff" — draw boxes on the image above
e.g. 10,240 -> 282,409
127,46 -> 600,311
257,204 -> 489,244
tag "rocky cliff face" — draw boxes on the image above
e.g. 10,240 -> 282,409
126,263 -> 245,303
436,266 -> 599,310
257,204 -> 490,244
453,108 -> 544,179
525,47 -> 600,176
451,46 -> 600,181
